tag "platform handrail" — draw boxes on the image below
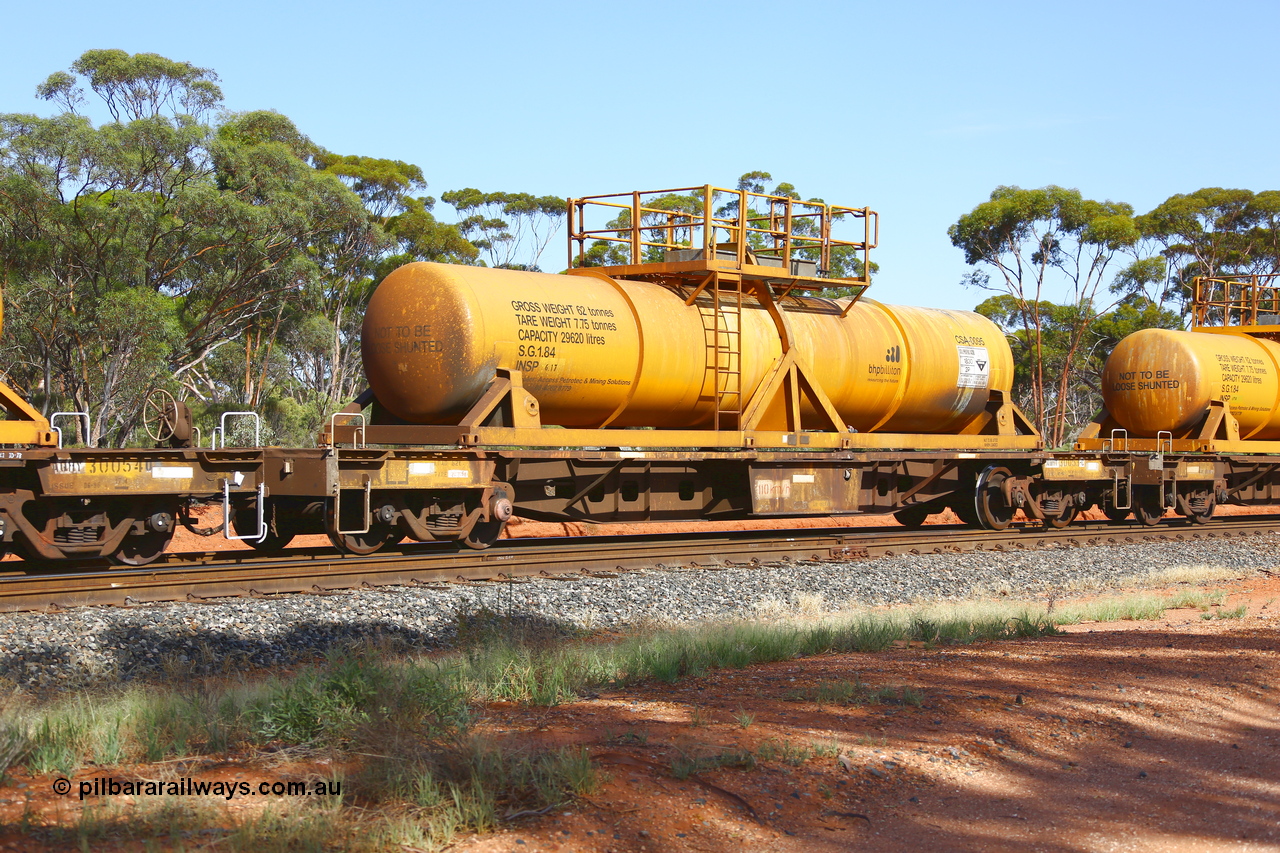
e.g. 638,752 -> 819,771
1192,273 -> 1280,327
50,412 -> 92,448
568,184 -> 877,286
328,412 -> 366,449
222,479 -> 266,543
1104,428 -> 1128,454
213,411 -> 261,449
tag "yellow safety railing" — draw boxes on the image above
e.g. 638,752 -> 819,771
568,185 -> 877,282
1193,274 -> 1280,327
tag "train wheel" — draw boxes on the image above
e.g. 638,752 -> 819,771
461,518 -> 506,550
1184,491 -> 1215,525
110,529 -> 174,566
109,509 -> 177,567
324,496 -> 406,555
893,504 -> 930,529
327,522 -> 403,556
1103,504 -> 1130,523
974,466 -> 1015,531
459,490 -> 514,550
234,500 -> 297,550
325,501 -> 404,555
1132,486 -> 1164,527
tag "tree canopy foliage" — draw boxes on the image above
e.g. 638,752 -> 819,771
0,51 -> 533,446
951,184 -> 1280,446
1128,188 -> 1280,315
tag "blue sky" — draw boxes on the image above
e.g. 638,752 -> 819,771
4,0 -> 1277,310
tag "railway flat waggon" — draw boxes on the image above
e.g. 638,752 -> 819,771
4,185 -> 1280,565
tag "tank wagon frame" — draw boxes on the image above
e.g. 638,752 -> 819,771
1,188 -> 1273,565
313,186 -> 1078,546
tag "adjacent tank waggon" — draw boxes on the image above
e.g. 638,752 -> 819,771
0,314 -> 265,564
1073,273 -> 1280,523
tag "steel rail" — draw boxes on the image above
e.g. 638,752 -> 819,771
2,516 -> 1278,613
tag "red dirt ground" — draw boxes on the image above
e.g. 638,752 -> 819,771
0,574 -> 1276,852
446,574 -> 1280,853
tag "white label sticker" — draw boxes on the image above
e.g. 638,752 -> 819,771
791,474 -> 816,484
957,345 -> 990,389
409,462 -> 437,475
447,469 -> 470,479
151,466 -> 194,479
1044,459 -> 1102,471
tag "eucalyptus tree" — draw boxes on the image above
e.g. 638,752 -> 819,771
0,51 -> 374,445
293,153 -> 476,414
949,186 -> 1140,447
441,188 -> 564,270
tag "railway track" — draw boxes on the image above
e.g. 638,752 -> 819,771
2,516 -> 1278,613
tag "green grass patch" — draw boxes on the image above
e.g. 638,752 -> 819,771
0,586 -> 1240,850
1201,603 -> 1248,621
671,747 -> 757,779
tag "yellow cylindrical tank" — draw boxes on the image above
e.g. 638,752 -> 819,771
362,263 -> 1013,432
1102,328 -> 1280,438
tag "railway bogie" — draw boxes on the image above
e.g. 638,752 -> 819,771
0,448 -> 263,564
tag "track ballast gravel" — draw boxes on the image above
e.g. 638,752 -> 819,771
1,535 -> 1277,689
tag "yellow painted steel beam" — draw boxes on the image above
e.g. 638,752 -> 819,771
1076,436 -> 1280,455
0,380 -> 56,446
444,426 -> 1040,451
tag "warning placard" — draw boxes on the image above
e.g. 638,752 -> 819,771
957,345 -> 990,388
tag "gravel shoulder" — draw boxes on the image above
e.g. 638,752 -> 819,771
3,534 -> 1279,689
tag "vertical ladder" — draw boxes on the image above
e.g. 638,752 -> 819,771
701,272 -> 743,430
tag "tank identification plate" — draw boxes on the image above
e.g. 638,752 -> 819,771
42,458 -> 226,494
956,345 -> 990,388
337,459 -> 491,490
1042,459 -> 1104,480
509,299 -> 625,391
